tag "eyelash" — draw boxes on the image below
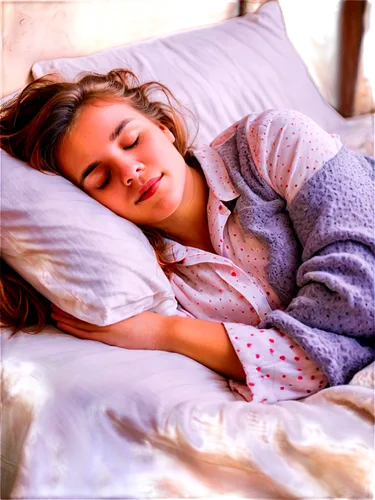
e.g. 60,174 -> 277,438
97,135 -> 140,190
97,172 -> 111,190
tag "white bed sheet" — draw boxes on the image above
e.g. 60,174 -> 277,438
1,323 -> 374,498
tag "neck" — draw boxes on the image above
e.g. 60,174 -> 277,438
157,164 -> 215,253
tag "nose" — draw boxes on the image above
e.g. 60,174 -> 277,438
114,158 -> 145,186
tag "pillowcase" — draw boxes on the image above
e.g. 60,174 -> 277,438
0,151 -> 178,325
32,0 -> 346,147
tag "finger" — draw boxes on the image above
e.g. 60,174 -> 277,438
55,322 -> 89,338
56,321 -> 107,341
51,305 -> 80,319
51,312 -> 99,332
49,305 -> 83,322
50,310 -> 74,322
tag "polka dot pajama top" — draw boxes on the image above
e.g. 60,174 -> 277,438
164,109 -> 343,404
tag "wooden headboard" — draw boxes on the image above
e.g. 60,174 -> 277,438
1,0 -> 368,117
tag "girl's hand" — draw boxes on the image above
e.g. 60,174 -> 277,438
50,304 -> 171,351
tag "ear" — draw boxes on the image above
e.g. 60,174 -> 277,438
159,124 -> 175,143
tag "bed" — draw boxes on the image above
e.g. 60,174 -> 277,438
1,1 -> 374,498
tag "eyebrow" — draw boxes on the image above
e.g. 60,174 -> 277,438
79,118 -> 134,188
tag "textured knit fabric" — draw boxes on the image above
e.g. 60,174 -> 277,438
163,110 -> 374,403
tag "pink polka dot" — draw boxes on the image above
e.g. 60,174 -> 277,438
280,356 -> 286,361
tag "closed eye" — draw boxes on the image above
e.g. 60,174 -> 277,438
124,136 -> 139,150
97,171 -> 111,190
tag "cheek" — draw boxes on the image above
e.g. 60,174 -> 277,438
148,133 -> 178,158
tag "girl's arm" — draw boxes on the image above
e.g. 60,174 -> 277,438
51,304 -> 246,381
167,315 -> 246,382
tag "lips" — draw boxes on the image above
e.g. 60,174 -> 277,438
137,175 -> 163,202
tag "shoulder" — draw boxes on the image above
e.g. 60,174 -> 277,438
209,109 -> 342,203
245,109 -> 343,203
210,108 -> 333,148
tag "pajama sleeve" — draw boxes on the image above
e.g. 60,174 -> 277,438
222,109 -> 374,389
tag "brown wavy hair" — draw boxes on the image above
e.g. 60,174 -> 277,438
0,69 -> 200,335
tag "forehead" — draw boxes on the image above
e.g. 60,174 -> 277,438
73,99 -> 146,128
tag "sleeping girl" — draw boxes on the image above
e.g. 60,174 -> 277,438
1,69 -> 373,404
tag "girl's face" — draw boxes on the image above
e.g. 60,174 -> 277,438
57,100 -> 188,227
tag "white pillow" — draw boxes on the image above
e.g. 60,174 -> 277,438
0,89 -> 19,106
0,151 -> 178,325
32,0 -> 346,146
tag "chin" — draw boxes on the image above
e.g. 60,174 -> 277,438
154,198 -> 182,224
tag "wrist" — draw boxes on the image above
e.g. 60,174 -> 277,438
162,315 -> 246,381
159,314 -> 180,352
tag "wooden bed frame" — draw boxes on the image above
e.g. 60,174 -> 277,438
1,0 -> 369,118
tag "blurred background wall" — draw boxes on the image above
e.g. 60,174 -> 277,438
1,0 -> 374,117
